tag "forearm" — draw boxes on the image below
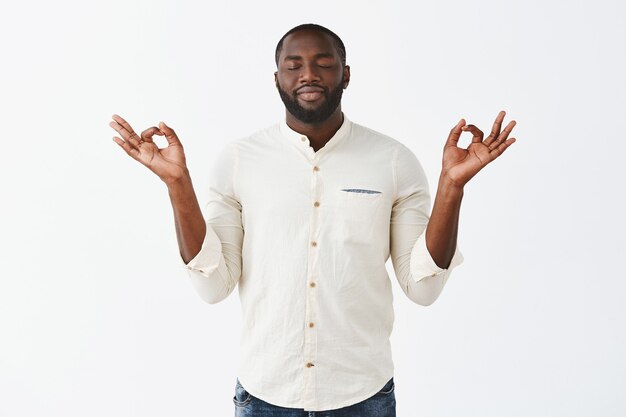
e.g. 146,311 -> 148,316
425,174 -> 464,268
167,171 -> 206,264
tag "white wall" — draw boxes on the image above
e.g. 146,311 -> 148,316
1,0 -> 624,416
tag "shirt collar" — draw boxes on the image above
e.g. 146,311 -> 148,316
279,113 -> 352,156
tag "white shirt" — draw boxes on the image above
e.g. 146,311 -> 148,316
182,115 -> 463,411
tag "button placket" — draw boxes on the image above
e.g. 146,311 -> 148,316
303,158 -> 321,408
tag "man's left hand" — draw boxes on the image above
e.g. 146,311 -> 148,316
441,110 -> 517,188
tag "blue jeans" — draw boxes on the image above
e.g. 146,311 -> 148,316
233,377 -> 396,416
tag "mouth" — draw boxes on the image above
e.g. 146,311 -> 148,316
296,86 -> 326,102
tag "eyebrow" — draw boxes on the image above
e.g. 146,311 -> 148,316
283,52 -> 336,61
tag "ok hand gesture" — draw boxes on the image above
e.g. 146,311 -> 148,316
441,110 -> 517,188
110,114 -> 188,185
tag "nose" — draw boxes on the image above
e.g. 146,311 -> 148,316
299,63 -> 321,84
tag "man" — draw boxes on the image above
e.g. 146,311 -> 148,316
110,23 -> 516,417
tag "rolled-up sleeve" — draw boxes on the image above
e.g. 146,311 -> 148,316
390,144 -> 463,306
180,142 -> 243,305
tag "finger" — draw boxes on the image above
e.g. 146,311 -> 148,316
489,120 -> 516,151
140,126 -> 164,143
112,136 -> 140,160
111,114 -> 142,143
445,119 -> 466,147
489,137 -> 516,159
158,121 -> 182,146
112,114 -> 142,137
460,124 -> 484,144
484,110 -> 506,146
111,121 -> 142,150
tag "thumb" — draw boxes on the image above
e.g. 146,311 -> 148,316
159,121 -> 181,146
445,118 -> 465,148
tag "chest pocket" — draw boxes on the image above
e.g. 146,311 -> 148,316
336,188 -> 385,244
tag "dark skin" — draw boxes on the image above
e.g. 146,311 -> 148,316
274,30 -> 350,151
110,29 -> 517,269
429,113 -> 516,268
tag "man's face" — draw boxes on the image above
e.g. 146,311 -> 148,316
275,30 -> 350,124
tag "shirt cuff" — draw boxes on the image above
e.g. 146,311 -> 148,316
409,231 -> 464,283
180,225 -> 223,275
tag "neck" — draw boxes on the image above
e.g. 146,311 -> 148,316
285,107 -> 344,150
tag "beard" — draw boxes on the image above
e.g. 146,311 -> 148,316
277,76 -> 344,124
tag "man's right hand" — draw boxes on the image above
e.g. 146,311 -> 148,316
110,114 -> 188,185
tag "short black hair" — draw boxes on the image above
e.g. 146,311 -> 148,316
275,23 -> 346,67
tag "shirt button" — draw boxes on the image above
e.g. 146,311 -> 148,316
306,362 -> 314,368
301,136 -> 306,142
313,201 -> 320,207
311,241 -> 317,247
309,322 -> 315,328
313,166 -> 320,172
309,282 -> 316,287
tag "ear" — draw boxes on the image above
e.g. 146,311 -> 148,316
342,65 -> 351,89
274,71 -> 278,88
